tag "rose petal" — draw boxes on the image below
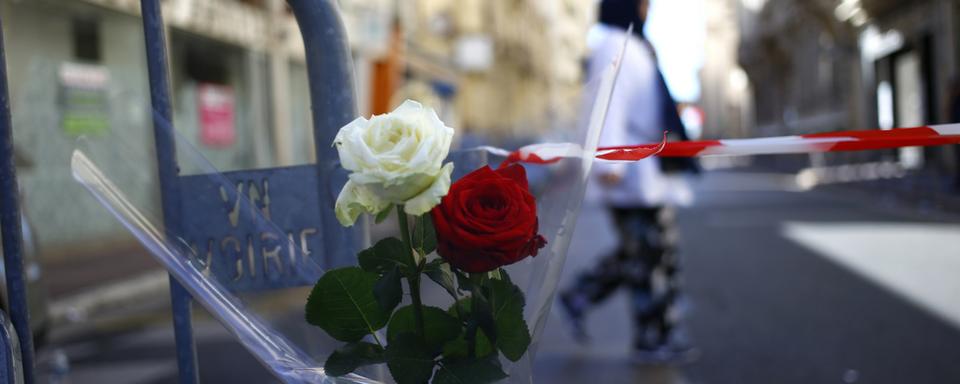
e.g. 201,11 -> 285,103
432,163 -> 544,273
496,164 -> 529,190
404,163 -> 455,216
335,180 -> 390,227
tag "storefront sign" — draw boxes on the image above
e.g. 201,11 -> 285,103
59,62 -> 110,136
338,0 -> 391,57
197,83 -> 236,148
455,34 -> 493,72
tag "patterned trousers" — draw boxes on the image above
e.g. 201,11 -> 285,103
564,206 -> 683,348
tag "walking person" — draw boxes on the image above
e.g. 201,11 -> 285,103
560,0 -> 698,364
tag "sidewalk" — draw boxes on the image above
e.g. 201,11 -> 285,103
42,244 -> 161,299
535,204 -> 690,384
841,169 -> 960,214
726,156 -> 960,216
42,244 -> 170,336
39,170 -> 960,383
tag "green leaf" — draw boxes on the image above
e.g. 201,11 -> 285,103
387,306 -> 461,352
424,260 -> 458,299
375,205 -> 393,224
305,267 -> 389,342
454,270 -> 473,292
446,298 -> 496,341
434,356 -> 508,384
386,333 -> 437,384
473,298 -> 498,345
447,298 -> 471,318
412,215 -> 438,255
441,329 -> 495,360
358,237 -> 413,275
486,279 -> 531,361
444,299 -> 496,359
324,342 -> 385,377
374,267 -> 403,313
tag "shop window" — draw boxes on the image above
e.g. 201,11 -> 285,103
185,46 -> 228,84
72,18 -> 101,63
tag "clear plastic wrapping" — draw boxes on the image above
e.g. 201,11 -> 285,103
70,43 -> 623,384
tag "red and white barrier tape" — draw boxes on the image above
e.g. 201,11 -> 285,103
491,124 -> 960,165
479,33 -> 960,166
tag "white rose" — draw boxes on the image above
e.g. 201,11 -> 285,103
334,100 -> 455,227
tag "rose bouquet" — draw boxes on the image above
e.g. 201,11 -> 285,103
305,101 -> 549,383
73,35 -> 619,383
73,94 -> 603,383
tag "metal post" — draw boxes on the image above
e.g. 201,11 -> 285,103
139,1 -> 199,383
287,0 -> 359,266
0,15 -> 34,384
0,310 -> 22,384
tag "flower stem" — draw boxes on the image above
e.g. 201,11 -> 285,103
466,306 -> 478,358
397,205 -> 425,338
466,273 -> 483,358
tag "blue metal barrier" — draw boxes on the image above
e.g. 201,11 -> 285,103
288,0 -> 359,270
139,0 -> 356,381
139,1 -> 199,383
0,14 -> 33,384
0,311 -> 22,384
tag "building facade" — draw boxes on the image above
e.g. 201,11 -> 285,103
399,0 -> 595,144
1,0 -> 596,257
731,0 -> 960,172
701,0 -> 753,140
0,0 -> 389,256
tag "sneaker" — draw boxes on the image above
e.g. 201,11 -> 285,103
630,347 -> 666,365
653,339 -> 700,366
631,332 -> 700,366
560,292 -> 589,344
630,337 -> 666,365
630,344 -> 700,366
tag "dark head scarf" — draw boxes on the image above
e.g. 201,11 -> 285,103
599,0 -> 646,39
598,0 -> 701,174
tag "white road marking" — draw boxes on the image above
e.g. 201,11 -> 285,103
783,222 -> 960,329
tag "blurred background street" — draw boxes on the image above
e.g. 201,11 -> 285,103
33,167 -> 960,383
538,167 -> 960,384
2,0 -> 960,382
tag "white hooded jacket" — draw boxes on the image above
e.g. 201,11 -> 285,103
585,25 -> 693,208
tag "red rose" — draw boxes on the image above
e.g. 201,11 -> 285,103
431,164 -> 547,273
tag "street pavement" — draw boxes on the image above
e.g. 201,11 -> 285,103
38,170 -> 960,383
675,172 -> 960,384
